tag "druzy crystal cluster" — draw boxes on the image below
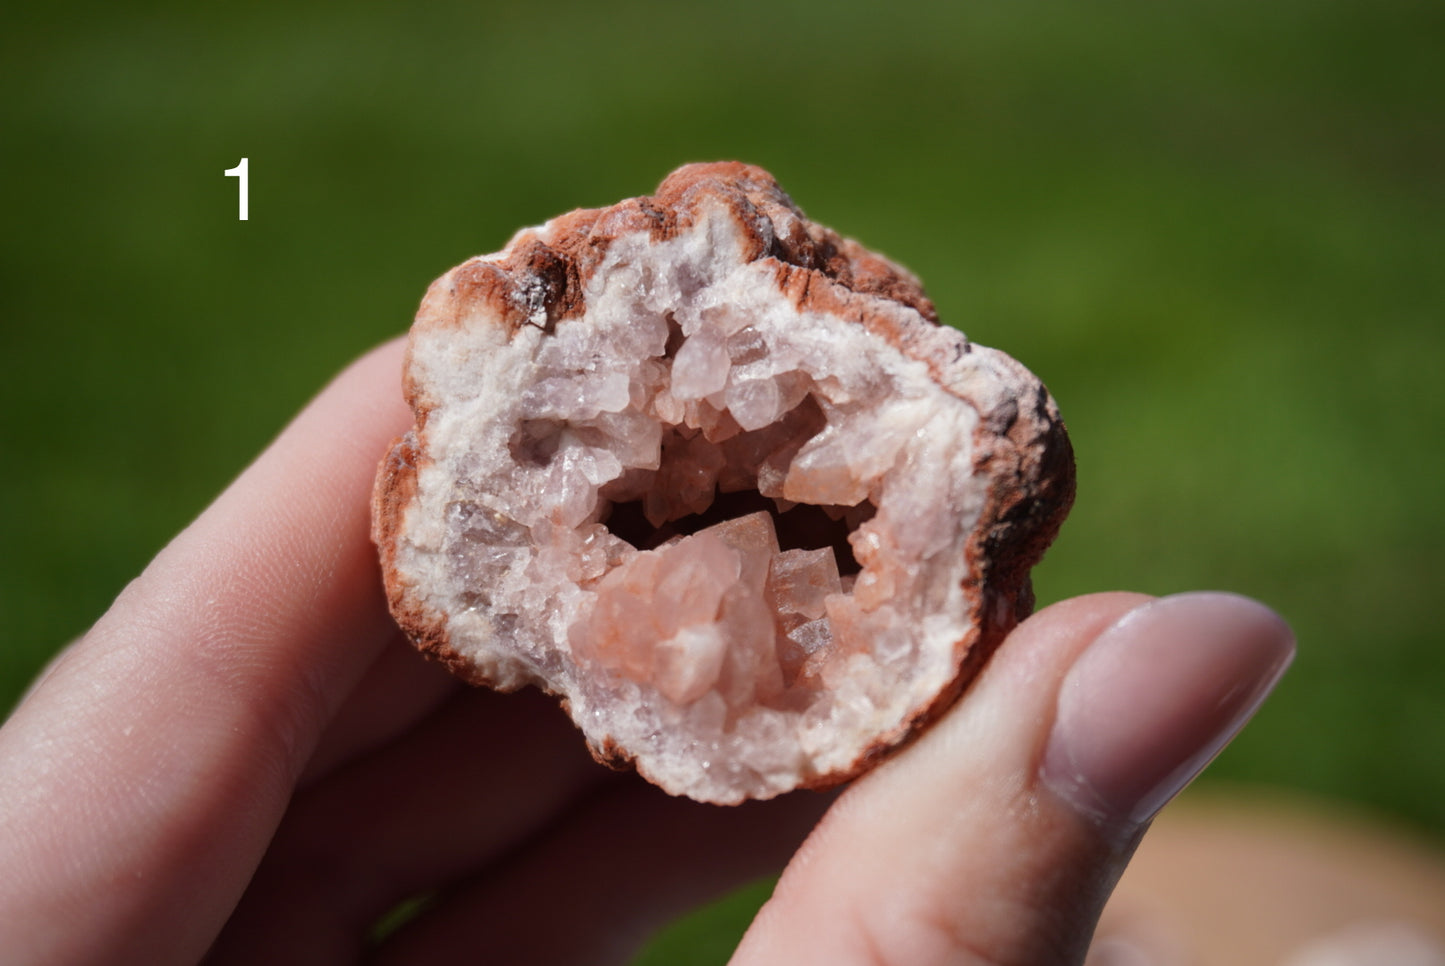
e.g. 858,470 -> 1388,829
374,164 -> 1074,803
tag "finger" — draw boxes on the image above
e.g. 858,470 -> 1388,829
371,779 -> 832,966
730,591 -> 1295,966
205,686 -> 615,965
299,628 -> 461,786
0,338 -> 413,966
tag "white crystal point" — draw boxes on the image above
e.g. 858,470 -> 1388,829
374,162 -> 1074,804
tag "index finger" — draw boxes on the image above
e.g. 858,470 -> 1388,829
0,338 -> 412,965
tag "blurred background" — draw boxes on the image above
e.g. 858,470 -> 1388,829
2,0 -> 1441,959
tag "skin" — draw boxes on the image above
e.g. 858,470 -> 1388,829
0,339 -> 1295,966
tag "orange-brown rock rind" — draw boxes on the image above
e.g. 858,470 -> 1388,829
372,432 -> 503,689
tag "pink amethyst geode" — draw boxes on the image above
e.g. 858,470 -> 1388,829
372,163 -> 1075,804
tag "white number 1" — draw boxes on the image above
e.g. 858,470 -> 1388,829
224,158 -> 249,221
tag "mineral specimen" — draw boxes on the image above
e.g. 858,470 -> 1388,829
373,163 -> 1074,803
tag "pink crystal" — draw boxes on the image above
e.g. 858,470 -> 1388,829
768,547 -> 843,623
575,512 -> 791,710
671,327 -> 730,400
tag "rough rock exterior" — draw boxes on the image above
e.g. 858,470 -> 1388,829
373,162 -> 1074,804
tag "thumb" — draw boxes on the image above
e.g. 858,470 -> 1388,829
729,591 -> 1295,966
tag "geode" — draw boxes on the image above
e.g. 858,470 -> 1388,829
372,162 -> 1074,804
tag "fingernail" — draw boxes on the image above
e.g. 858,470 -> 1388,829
1041,592 -> 1295,828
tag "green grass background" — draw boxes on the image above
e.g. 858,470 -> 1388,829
2,0 -> 1442,960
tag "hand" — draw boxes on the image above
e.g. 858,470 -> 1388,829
0,340 -> 1294,965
